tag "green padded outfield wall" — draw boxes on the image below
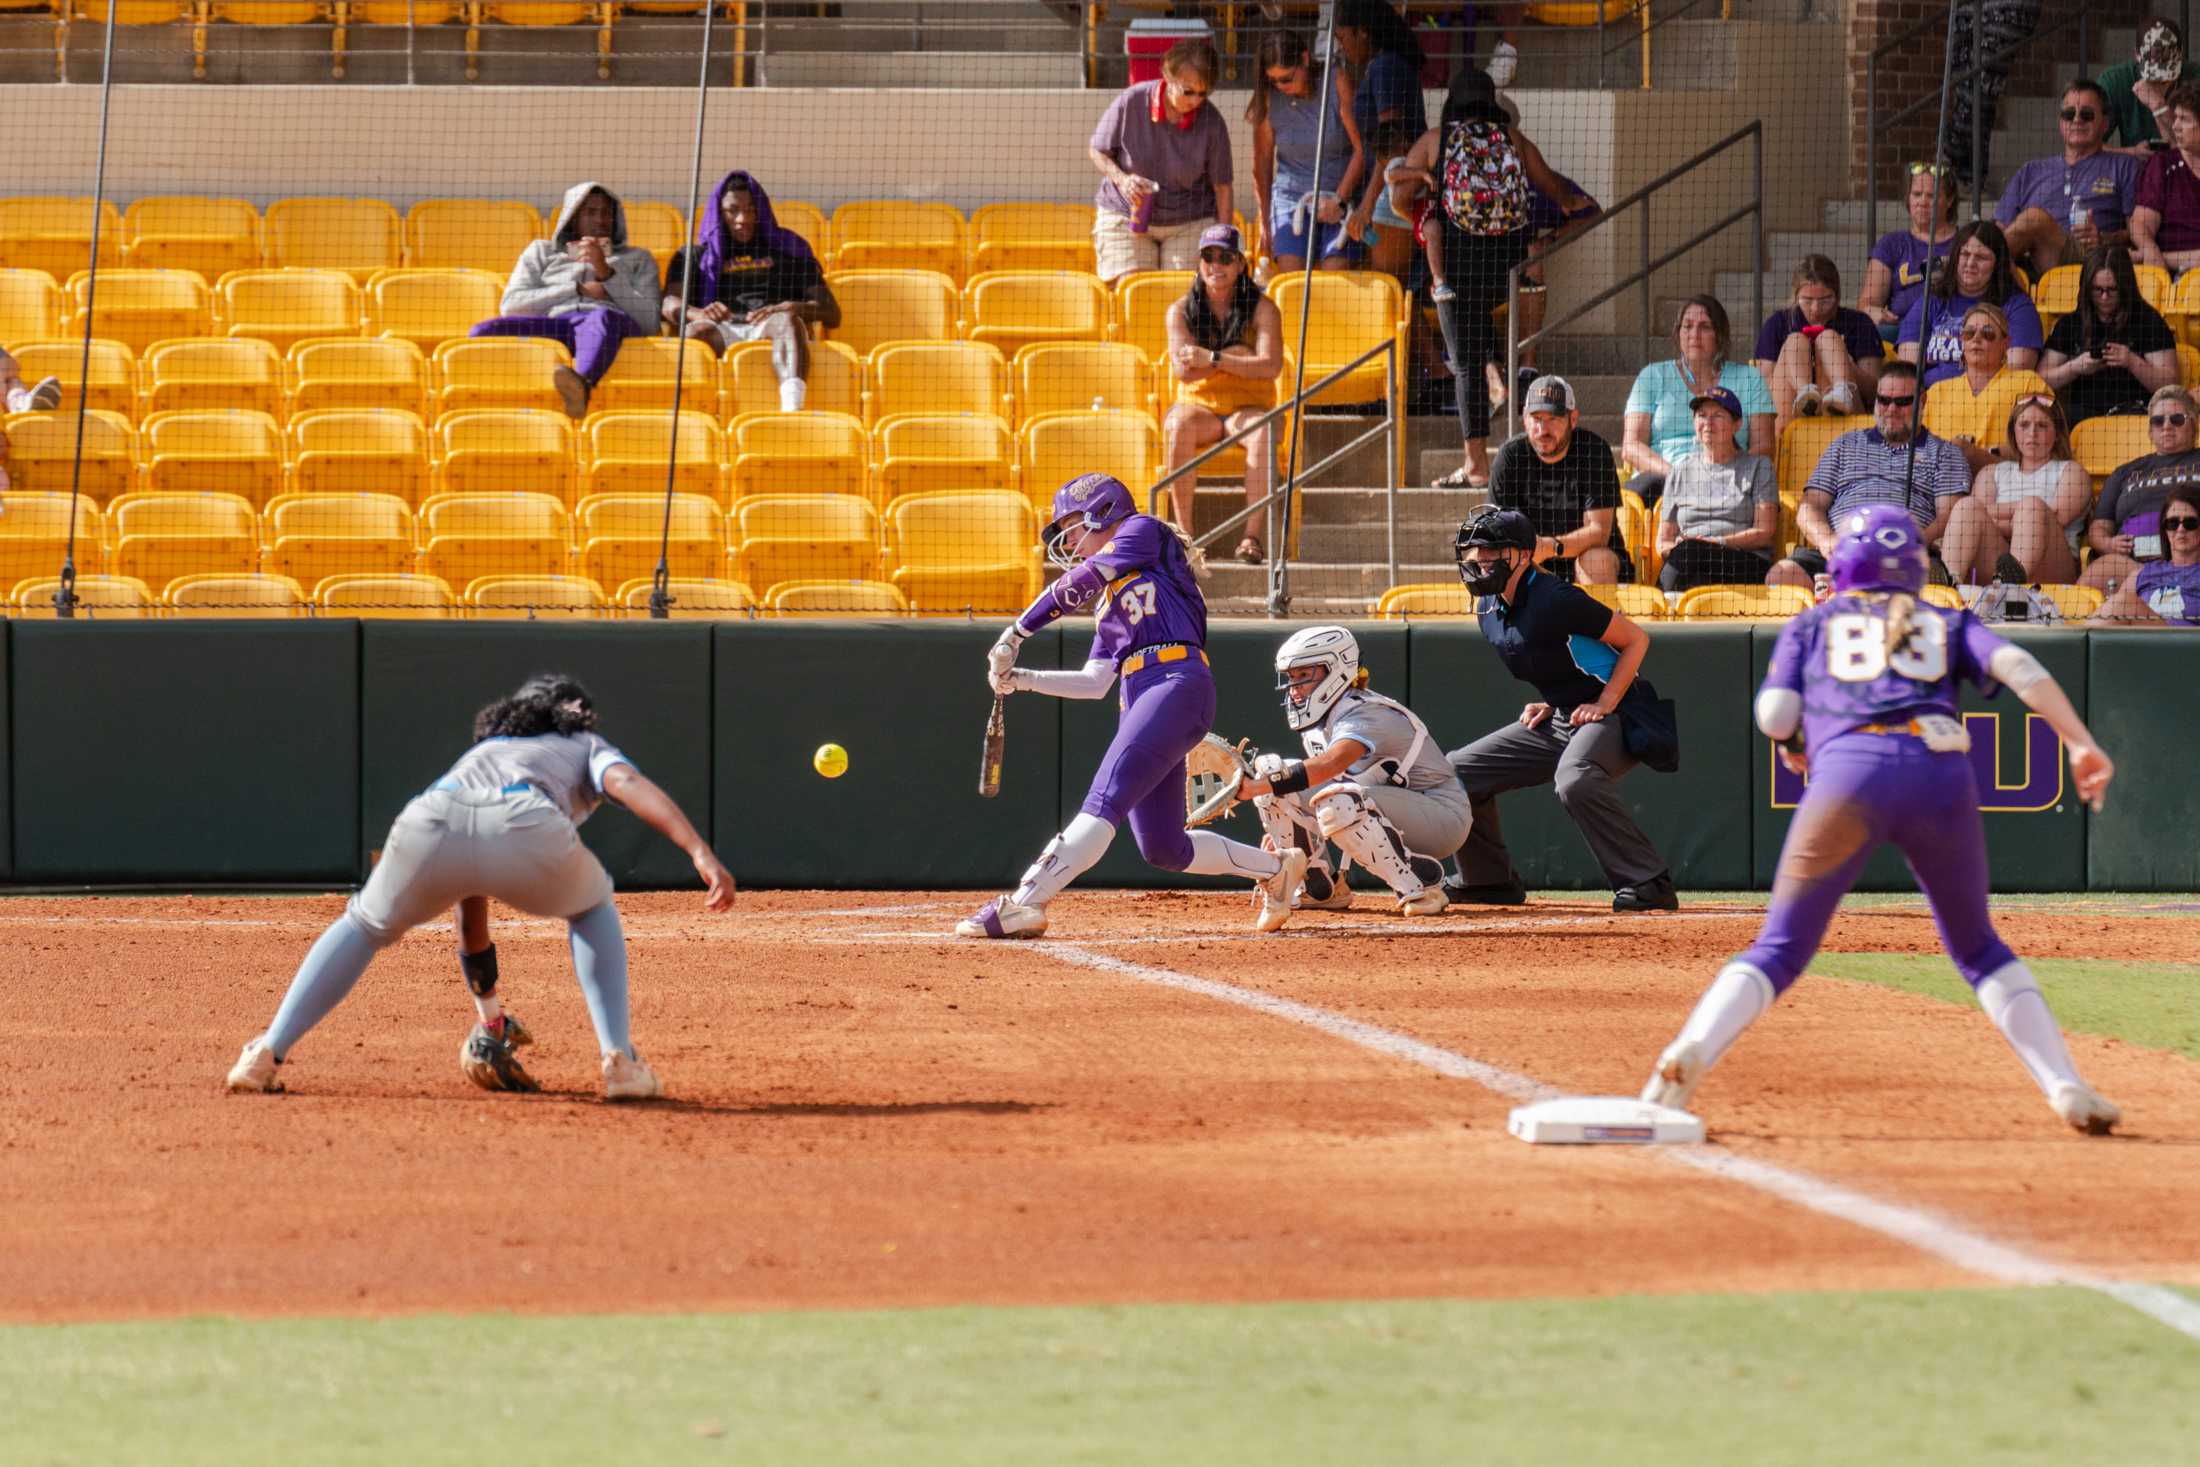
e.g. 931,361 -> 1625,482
2086,631 -> 2198,891
0,624 -> 12,881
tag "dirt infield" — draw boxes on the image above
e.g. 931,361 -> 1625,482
2,890 -> 2197,1324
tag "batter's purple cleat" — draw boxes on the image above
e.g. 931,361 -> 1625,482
956,897 -> 1048,939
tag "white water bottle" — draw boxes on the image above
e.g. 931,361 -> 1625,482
2070,196 -> 2090,236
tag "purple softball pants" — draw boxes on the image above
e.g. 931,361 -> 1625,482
1079,659 -> 1214,871
467,308 -> 646,385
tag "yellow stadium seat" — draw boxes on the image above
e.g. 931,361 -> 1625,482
728,411 -> 868,503
1268,270 -> 1404,409
2037,583 -> 2105,619
121,197 -> 262,284
75,2 -> 195,23
264,197 -> 403,281
729,494 -> 880,590
766,578 -> 911,616
0,493 -> 104,584
2172,269 -> 2200,348
865,340 -> 1009,428
288,408 -> 431,503
64,269 -> 213,354
164,571 -> 309,618
586,336 -> 717,414
1920,584 -> 1965,609
2,408 -> 137,501
825,269 -> 959,356
1018,410 -> 1160,513
1373,582 -> 1473,618
0,269 -> 63,342
345,2 -> 461,20
140,410 -> 285,507
2032,263 -> 2079,339
2072,415 -> 2152,479
617,201 -> 687,274
213,2 -> 325,21
217,268 -> 361,351
968,203 -> 1096,276
874,415 -> 1014,505
465,573 -> 609,620
367,268 -> 503,350
481,2 -> 603,25
265,491 -> 418,584
8,337 -> 136,419
107,490 -> 262,587
288,336 -> 429,417
1114,271 -> 1195,365
615,575 -> 758,618
831,201 -> 967,283
1675,583 -> 1814,619
13,573 -> 156,619
2178,342 -> 2200,388
1014,340 -> 1153,427
883,490 -> 1039,613
722,338 -> 862,421
771,200 -> 830,262
2136,264 -> 2173,314
141,337 -> 286,421
1774,414 -> 1871,502
0,196 -> 122,281
433,409 -> 579,504
575,490 -> 726,586
963,271 -> 1112,359
404,200 -> 541,274
314,571 -> 458,618
580,410 -> 724,502
1580,582 -> 1669,620
1524,0 -> 1641,23
419,491 -> 571,585
432,336 -> 571,415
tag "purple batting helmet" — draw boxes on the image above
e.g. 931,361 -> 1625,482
1043,471 -> 1138,568
1827,502 -> 1929,596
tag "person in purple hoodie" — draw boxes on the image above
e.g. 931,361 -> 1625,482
662,169 -> 839,413
958,472 -> 1306,940
1640,504 -> 2123,1135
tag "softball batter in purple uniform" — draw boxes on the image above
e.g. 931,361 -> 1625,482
1642,504 -> 2123,1134
958,472 -> 1306,939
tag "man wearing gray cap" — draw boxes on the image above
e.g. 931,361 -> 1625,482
1486,374 -> 1632,584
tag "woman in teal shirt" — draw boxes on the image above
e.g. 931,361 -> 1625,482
1620,294 -> 1776,502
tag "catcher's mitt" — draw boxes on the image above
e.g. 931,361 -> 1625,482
1185,734 -> 1256,827
460,1015 -> 539,1094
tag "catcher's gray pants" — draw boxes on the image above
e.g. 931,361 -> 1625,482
349,786 -> 615,946
1362,782 -> 1472,861
1446,716 -> 1666,890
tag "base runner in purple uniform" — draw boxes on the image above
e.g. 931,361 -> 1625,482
1641,504 -> 2123,1134
957,472 -> 1307,939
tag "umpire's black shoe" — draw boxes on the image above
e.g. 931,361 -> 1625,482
1612,874 -> 1680,913
1442,876 -> 1528,906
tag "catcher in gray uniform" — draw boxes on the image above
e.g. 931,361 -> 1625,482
1238,625 -> 1471,914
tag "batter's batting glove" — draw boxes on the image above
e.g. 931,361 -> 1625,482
460,1014 -> 539,1093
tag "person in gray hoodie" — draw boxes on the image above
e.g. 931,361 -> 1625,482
469,181 -> 662,419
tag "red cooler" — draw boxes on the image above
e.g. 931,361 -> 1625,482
1125,18 -> 1215,84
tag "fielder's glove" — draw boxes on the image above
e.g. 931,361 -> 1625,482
460,1015 -> 539,1093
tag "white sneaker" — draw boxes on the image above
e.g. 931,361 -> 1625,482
1823,380 -> 1861,415
226,1037 -> 282,1093
955,896 -> 1048,939
1792,383 -> 1824,417
1295,860 -> 1355,911
603,1049 -> 662,1101
1640,1040 -> 1702,1109
1398,885 -> 1449,916
1254,848 -> 1308,933
25,375 -> 62,411
2049,1080 -> 2120,1135
1485,40 -> 1518,87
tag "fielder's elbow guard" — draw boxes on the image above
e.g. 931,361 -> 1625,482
460,943 -> 499,997
1754,687 -> 1802,742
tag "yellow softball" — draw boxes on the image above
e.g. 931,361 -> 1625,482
813,743 -> 849,779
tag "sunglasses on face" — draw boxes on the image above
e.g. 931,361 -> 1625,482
1171,81 -> 1211,98
1877,393 -> 1916,407
2153,411 -> 2191,427
2164,515 -> 2200,531
1960,325 -> 2003,340
2061,106 -> 2100,122
1199,249 -> 1238,264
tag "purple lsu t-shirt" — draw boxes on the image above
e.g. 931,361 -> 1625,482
1764,592 -> 2005,753
2134,559 -> 2200,625
1870,231 -> 1939,324
1084,514 -> 1208,664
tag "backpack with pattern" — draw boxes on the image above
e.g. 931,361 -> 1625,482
1440,119 -> 1530,237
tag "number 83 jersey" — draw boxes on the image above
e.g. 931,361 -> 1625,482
1765,591 -> 2012,753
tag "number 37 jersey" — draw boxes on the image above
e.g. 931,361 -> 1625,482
1764,591 -> 2011,752
1083,514 -> 1209,665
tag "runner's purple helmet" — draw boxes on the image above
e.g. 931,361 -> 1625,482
1828,502 -> 1929,596
1043,472 -> 1138,568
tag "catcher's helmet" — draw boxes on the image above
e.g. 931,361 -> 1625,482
1274,625 -> 1360,732
1827,503 -> 1928,597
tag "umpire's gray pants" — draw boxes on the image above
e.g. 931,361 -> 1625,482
349,787 -> 614,946
1446,715 -> 1666,890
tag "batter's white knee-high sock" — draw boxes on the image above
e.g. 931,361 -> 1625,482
1011,813 -> 1115,908
568,901 -> 633,1058
265,913 -> 381,1059
1184,830 -> 1282,878
1975,959 -> 2082,1096
1669,961 -> 1777,1071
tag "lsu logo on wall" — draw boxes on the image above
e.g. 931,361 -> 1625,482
1770,713 -> 2065,812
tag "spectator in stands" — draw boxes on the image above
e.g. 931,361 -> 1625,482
660,170 -> 839,415
2102,19 -> 2192,155
0,347 -> 60,414
1620,295 -> 1775,505
1089,37 -> 1234,284
1487,374 -> 1628,585
1766,361 -> 1969,592
1250,31 -> 1366,276
1942,0 -> 2040,189
1160,225 -> 1282,564
2038,243 -> 2179,426
1753,254 -> 1882,433
1897,219 -> 2042,391
2079,382 -> 2200,593
1942,394 -> 2089,586
1994,80 -> 2140,283
471,181 -> 660,420
1921,303 -> 2050,475
1861,162 -> 1959,343
2130,81 -> 2200,274
2095,489 -> 2200,621
1335,0 -> 1428,281
1505,147 -> 1601,411
1653,386 -> 1778,593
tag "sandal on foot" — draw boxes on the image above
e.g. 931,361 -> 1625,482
1431,464 -> 1487,489
1235,535 -> 1264,564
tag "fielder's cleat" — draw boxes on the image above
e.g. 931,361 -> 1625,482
602,1049 -> 663,1101
459,1013 -> 540,1093
2049,1080 -> 2121,1135
1254,848 -> 1308,933
1442,876 -> 1527,906
1296,861 -> 1355,911
25,375 -> 62,411
1398,885 -> 1449,916
955,897 -> 1048,939
1640,1040 -> 1703,1109
225,1037 -> 282,1093
1613,873 -> 1680,913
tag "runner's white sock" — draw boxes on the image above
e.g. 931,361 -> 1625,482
1012,813 -> 1114,907
1674,961 -> 1776,1070
1184,831 -> 1282,878
1975,960 -> 2082,1096
472,992 -> 503,1026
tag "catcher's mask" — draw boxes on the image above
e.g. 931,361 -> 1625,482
1042,471 -> 1138,569
1274,624 -> 1360,732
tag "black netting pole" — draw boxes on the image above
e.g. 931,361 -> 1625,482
1904,0 -> 1966,532
651,2 -> 721,621
53,0 -> 124,621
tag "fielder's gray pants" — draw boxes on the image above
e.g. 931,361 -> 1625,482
1446,715 -> 1666,890
349,787 -> 614,946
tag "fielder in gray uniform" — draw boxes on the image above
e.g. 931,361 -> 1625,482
1240,626 -> 1470,914
225,674 -> 735,1102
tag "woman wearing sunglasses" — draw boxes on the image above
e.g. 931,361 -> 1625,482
2096,491 -> 2200,622
2038,243 -> 2179,425
1921,303 -> 2049,477
1088,38 -> 1234,284
2080,383 -> 2200,594
1941,393 -> 2090,586
1897,219 -> 2042,391
1249,31 -> 1367,276
1862,163 -> 1959,344
2130,81 -> 2200,274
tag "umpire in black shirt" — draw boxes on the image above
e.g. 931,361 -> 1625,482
1445,505 -> 1679,912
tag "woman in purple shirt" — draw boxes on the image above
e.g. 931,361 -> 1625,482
1861,163 -> 1959,343
2096,489 -> 2200,622
1752,253 -> 1884,429
1897,219 -> 2043,390
1088,38 -> 1235,284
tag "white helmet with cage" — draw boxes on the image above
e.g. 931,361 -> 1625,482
1274,625 -> 1360,732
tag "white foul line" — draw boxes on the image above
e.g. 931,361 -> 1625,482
1041,942 -> 2200,1346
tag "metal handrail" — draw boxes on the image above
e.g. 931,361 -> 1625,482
1501,121 -> 1763,441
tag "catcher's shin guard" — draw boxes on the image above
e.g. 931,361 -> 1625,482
1313,787 -> 1435,904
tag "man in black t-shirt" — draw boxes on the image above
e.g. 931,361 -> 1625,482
1486,375 -> 1634,584
662,170 -> 841,413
